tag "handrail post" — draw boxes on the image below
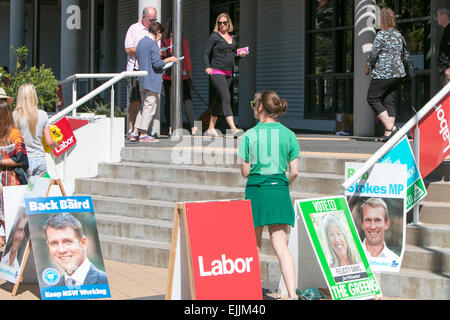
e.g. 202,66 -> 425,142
72,79 -> 77,117
109,84 -> 115,162
412,124 -> 421,225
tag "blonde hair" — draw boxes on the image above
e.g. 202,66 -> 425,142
213,13 -> 234,33
15,83 -> 39,138
380,7 -> 396,30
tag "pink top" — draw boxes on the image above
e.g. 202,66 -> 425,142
211,69 -> 232,76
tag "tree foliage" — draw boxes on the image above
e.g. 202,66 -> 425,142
0,46 -> 59,111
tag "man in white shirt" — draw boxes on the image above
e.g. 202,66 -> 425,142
360,198 -> 400,260
124,6 -> 158,138
44,213 -> 108,286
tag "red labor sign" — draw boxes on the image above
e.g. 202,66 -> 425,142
415,93 -> 450,178
184,200 -> 262,300
53,117 -> 77,157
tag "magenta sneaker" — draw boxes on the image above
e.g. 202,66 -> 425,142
139,135 -> 159,143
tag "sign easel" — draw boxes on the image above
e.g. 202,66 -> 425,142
166,200 -> 262,300
11,178 -> 66,296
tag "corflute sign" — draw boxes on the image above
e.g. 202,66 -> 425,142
52,117 -> 76,157
415,93 -> 450,178
184,200 -> 262,300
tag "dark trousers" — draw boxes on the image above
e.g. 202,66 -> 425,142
367,78 -> 401,117
210,74 -> 233,117
163,79 -> 194,128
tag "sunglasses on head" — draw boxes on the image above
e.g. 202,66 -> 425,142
218,21 -> 228,26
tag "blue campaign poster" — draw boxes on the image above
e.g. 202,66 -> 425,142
379,137 -> 427,210
24,196 -> 111,300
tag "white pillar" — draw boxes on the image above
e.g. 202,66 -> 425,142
61,0 -> 81,108
353,0 -> 378,137
9,0 -> 25,73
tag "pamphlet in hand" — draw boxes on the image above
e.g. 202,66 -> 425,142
160,44 -> 175,52
237,47 -> 249,55
162,56 -> 184,70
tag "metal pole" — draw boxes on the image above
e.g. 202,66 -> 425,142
32,0 -> 40,67
412,125 -> 421,225
110,85 -> 115,161
89,0 -> 97,92
172,0 -> 183,138
72,80 -> 77,117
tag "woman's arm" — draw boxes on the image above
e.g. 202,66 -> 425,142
287,158 -> 299,185
0,157 -> 20,167
241,161 -> 250,179
203,34 -> 215,74
367,33 -> 383,67
43,126 -> 59,149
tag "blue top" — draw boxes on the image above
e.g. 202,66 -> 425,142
136,35 -> 165,93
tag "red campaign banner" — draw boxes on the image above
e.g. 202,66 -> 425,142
416,93 -> 450,178
53,117 -> 77,157
184,200 -> 262,300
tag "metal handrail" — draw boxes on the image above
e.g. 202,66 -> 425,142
51,70 -> 147,124
342,82 -> 450,192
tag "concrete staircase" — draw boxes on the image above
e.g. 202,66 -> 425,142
74,140 -> 450,300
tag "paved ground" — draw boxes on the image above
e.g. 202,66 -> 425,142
0,259 -> 409,301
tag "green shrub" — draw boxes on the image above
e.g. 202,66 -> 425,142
0,46 -> 59,112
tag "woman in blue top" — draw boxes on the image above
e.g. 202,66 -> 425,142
238,91 -> 299,300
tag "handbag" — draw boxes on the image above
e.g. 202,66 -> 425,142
129,59 -> 141,103
401,36 -> 415,78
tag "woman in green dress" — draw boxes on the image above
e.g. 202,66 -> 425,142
238,91 -> 299,300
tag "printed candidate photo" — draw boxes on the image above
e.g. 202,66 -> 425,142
0,207 -> 30,282
347,196 -> 404,268
312,211 -> 363,270
27,210 -> 110,299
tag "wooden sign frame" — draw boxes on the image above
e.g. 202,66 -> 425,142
166,199 -> 262,300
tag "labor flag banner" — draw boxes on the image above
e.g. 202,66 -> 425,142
183,200 -> 262,300
297,196 -> 382,300
415,93 -> 450,178
52,117 -> 76,158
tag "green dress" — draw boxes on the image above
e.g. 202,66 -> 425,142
237,122 -> 300,228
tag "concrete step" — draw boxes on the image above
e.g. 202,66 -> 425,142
402,244 -> 450,274
75,177 -> 245,202
120,146 -> 364,175
99,234 -> 170,268
417,200 -> 450,225
75,176 -> 325,206
97,161 -> 344,195
406,223 -> 450,248
80,194 -> 175,221
376,268 -> 450,300
96,213 -> 173,243
423,181 -> 450,203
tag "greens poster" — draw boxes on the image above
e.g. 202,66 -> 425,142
297,196 -> 382,300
